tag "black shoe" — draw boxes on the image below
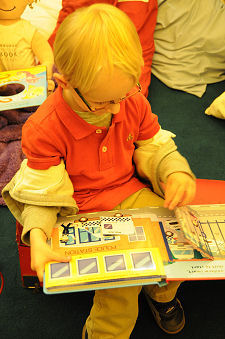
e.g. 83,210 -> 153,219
145,294 -> 185,334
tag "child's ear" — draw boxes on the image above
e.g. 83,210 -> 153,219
53,73 -> 69,89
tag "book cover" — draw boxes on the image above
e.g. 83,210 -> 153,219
44,208 -> 170,294
0,65 -> 47,111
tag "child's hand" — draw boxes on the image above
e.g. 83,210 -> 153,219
40,62 -> 55,93
30,228 -> 71,282
163,172 -> 196,210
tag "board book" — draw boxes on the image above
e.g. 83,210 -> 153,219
44,204 -> 225,294
0,65 -> 47,111
44,208 -> 171,294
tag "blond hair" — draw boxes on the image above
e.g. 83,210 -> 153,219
54,3 -> 144,92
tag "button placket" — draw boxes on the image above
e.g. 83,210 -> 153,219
99,129 -> 114,170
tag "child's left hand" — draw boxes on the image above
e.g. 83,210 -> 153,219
163,172 -> 196,210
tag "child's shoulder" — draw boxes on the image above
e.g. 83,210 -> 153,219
124,92 -> 152,115
24,90 -> 59,131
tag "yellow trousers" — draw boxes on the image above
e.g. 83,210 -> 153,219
85,188 -> 181,339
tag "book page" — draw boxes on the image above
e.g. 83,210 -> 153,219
175,205 -> 225,259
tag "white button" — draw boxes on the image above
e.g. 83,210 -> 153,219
96,129 -> 102,134
102,146 -> 107,152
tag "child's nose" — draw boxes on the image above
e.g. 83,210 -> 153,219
107,103 -> 120,114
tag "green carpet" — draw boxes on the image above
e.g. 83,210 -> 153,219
0,75 -> 225,339
148,75 -> 225,180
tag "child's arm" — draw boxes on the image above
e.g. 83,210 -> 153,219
31,30 -> 55,91
21,205 -> 60,245
2,160 -> 78,281
30,228 -> 71,282
134,129 -> 196,209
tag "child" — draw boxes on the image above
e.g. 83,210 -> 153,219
2,4 -> 196,338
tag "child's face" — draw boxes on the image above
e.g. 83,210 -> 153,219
0,0 -> 30,20
71,68 -> 136,115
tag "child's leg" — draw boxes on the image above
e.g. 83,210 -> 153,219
85,285 -> 142,339
85,188 -> 183,338
115,188 -> 185,334
144,281 -> 181,303
85,189 -> 162,338
116,188 -> 181,302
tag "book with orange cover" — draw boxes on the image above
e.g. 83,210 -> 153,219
44,208 -> 170,294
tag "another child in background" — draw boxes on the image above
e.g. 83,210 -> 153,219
2,4 -> 196,338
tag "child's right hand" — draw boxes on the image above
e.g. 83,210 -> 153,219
30,228 -> 71,282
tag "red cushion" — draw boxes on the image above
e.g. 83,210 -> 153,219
191,179 -> 225,205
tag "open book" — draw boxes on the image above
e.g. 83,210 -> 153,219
0,65 -> 47,111
43,204 -> 225,294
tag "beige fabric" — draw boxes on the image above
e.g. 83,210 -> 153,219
21,205 -> 60,245
152,0 -> 225,97
205,91 -> 225,119
2,159 -> 78,245
2,159 -> 77,206
134,135 -> 195,197
22,0 -> 62,40
0,20 -> 36,71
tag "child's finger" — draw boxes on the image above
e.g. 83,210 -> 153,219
164,180 -> 179,208
38,255 -> 70,283
51,251 -> 71,263
164,185 -> 186,210
167,192 -> 185,210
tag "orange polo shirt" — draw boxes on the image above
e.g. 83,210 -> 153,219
22,86 -> 160,212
